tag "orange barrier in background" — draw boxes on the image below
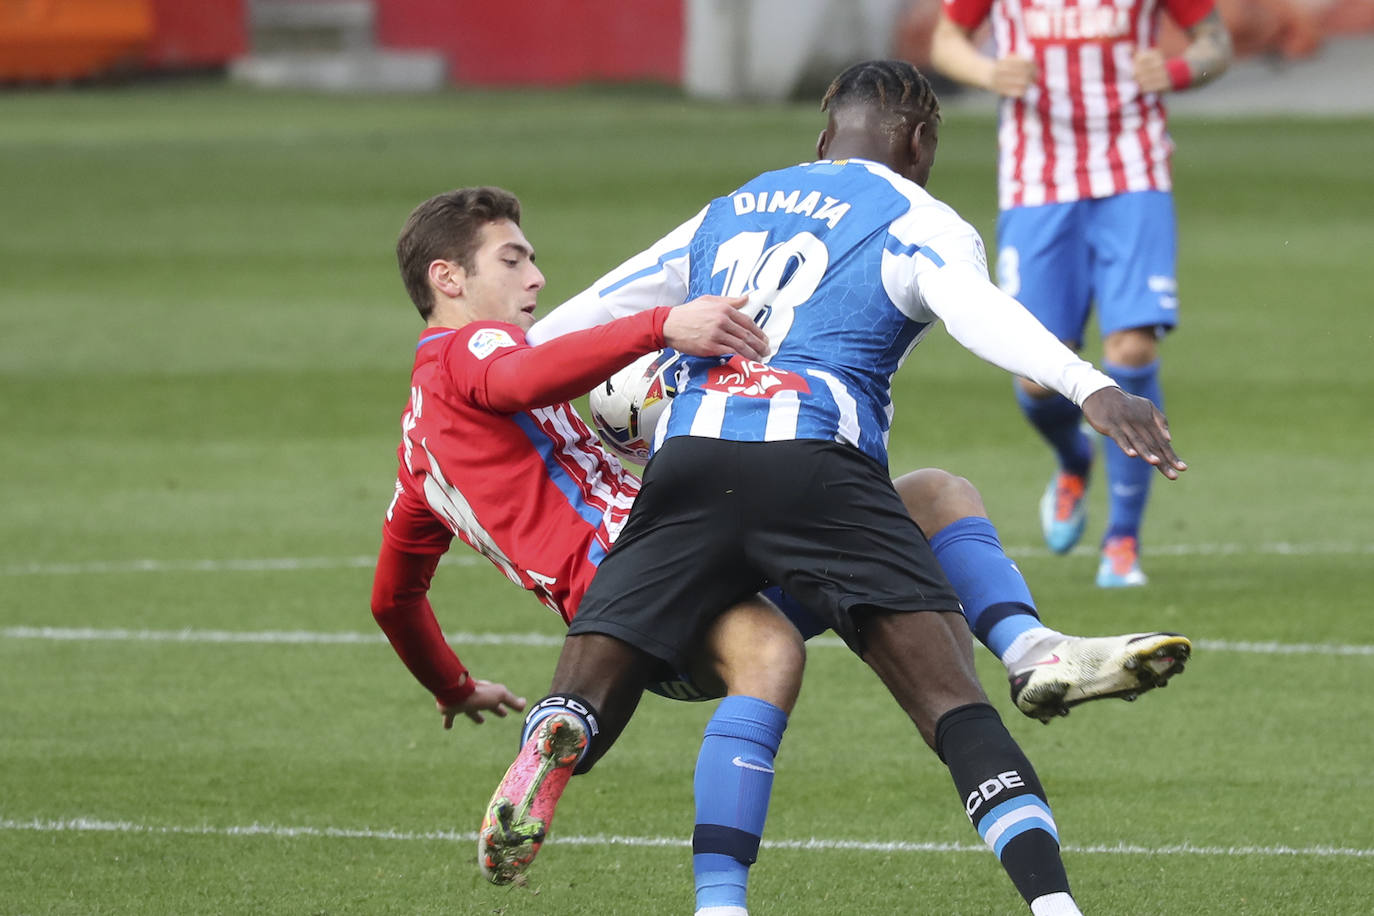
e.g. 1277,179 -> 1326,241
0,0 -> 244,81
0,0 -> 154,80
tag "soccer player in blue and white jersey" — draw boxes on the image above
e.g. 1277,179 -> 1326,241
483,61 -> 1188,916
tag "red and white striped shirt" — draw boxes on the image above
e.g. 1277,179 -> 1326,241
384,319 -> 665,621
371,311 -> 668,705
944,0 -> 1214,209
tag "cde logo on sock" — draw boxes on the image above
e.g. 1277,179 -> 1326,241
524,695 -> 600,737
964,770 -> 1026,818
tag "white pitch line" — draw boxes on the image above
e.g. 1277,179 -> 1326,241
0,555 -> 478,576
2,626 -> 1371,657
2,542 -> 1371,577
1,817 -> 1369,859
0,626 -> 561,648
1193,639 -> 1374,657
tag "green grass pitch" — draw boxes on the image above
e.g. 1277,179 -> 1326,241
1,84 -> 1371,914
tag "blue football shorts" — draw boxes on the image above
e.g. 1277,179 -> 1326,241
996,189 -> 1179,345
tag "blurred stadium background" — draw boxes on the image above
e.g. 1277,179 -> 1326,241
2,1 -> 1373,97
2,2 -> 1372,914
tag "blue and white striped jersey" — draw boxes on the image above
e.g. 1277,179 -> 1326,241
667,158 -> 989,466
531,157 -> 1114,468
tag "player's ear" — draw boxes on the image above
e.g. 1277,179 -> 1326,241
428,259 -> 465,299
908,120 -> 927,164
816,128 -> 829,160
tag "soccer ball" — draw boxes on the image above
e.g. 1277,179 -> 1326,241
589,349 -> 683,465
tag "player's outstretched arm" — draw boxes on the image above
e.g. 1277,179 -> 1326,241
438,681 -> 527,728
919,260 -> 1186,481
1079,388 -> 1188,480
371,539 -> 480,705
478,300 -> 765,413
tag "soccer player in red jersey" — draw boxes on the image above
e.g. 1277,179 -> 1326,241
369,187 -> 801,912
932,0 -> 1232,586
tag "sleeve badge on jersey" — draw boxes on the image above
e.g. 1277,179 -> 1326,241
973,235 -> 988,273
468,328 -> 518,360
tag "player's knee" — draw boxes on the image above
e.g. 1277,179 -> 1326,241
747,625 -> 805,712
754,619 -> 805,681
1103,327 -> 1159,367
712,607 -> 805,713
893,468 -> 986,535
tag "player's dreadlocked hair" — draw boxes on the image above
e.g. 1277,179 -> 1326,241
396,186 -> 522,319
820,59 -> 941,126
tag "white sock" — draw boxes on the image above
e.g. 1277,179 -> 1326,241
1001,627 -> 1064,668
1030,891 -> 1083,916
695,908 -> 748,916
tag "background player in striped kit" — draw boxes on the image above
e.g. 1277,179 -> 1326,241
931,0 -> 1232,586
481,61 -> 1188,916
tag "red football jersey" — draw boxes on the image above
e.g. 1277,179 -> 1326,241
371,309 -> 669,706
944,0 -> 1214,208
383,321 -> 653,622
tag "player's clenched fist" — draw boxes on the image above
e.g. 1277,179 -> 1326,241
1131,49 -> 1171,94
988,55 -> 1037,98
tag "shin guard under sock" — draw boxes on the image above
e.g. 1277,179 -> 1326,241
693,696 -> 787,913
936,703 -> 1071,906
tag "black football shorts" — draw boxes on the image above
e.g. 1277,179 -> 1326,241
568,436 -> 961,670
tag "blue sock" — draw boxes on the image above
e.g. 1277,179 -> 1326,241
693,695 -> 787,913
930,517 -> 1044,660
1101,360 -> 1162,542
1015,383 -> 1093,476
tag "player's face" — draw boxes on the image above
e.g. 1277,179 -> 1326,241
464,220 -> 545,331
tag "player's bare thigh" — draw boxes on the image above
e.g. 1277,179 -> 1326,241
687,593 -> 805,715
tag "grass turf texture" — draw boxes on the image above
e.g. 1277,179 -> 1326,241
1,85 -> 1372,914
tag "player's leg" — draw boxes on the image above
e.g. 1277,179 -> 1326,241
685,596 -> 803,916
1090,190 -> 1179,587
479,632 -> 658,885
754,443 -> 1080,913
895,468 -> 1059,665
894,468 -> 1191,721
859,610 -> 1082,916
998,202 -> 1095,555
1098,327 -> 1160,586
482,436 -> 776,893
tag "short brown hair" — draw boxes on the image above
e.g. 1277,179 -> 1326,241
396,186 -> 522,318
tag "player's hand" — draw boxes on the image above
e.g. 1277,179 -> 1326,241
663,295 -> 770,362
437,680 -> 527,728
988,56 -> 1037,98
1080,387 -> 1188,480
1132,49 -> 1171,94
